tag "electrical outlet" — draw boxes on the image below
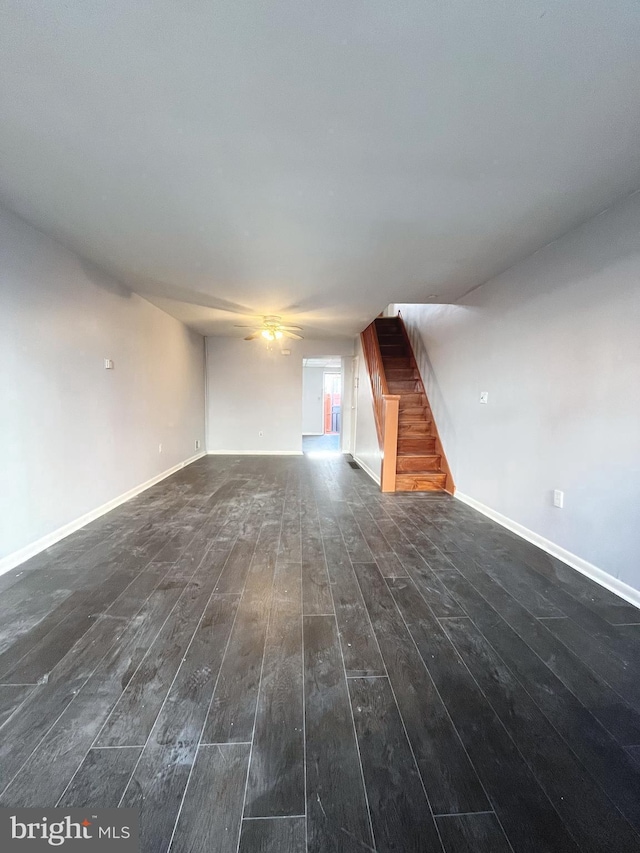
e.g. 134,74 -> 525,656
553,489 -> 564,508
158,443 -> 163,454
479,391 -> 488,404
195,439 -> 201,450
104,358 -> 114,370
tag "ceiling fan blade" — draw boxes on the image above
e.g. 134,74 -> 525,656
282,331 -> 303,340
244,332 -> 262,340
234,324 -> 259,328
278,325 -> 303,331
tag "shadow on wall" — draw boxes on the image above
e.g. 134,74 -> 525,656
462,188 -> 640,314
79,258 -> 134,298
397,305 -> 460,478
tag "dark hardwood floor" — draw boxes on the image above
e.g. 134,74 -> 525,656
1,455 -> 640,852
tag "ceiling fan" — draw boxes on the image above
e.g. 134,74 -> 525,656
234,315 -> 304,341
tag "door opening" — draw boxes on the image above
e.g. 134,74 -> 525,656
302,357 -> 343,455
323,372 -> 341,435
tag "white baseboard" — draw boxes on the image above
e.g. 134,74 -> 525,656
353,455 -> 381,486
455,491 -> 640,609
207,450 -> 304,456
0,452 -> 207,578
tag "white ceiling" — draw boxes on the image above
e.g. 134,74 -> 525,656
1,1 -> 639,339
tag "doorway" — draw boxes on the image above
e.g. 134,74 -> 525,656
323,372 -> 341,435
302,357 -> 343,454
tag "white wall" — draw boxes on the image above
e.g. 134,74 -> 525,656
340,356 -> 355,455
394,189 -> 640,592
352,336 -> 382,483
302,366 -> 326,435
0,207 -> 205,566
206,338 -> 354,454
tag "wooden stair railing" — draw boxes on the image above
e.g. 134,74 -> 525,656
360,322 -> 400,492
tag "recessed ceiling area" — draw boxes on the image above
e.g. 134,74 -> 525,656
1,1 -> 639,338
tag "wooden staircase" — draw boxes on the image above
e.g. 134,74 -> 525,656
369,315 -> 453,493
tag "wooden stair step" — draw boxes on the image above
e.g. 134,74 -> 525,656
386,368 -> 419,381
398,436 -> 436,453
398,422 -> 432,436
379,345 -> 407,357
395,472 -> 447,492
399,408 -> 429,421
398,393 -> 426,407
396,453 -> 441,472
388,380 -> 422,393
382,357 -> 412,369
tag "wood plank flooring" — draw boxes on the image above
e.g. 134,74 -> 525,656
1,454 -> 640,852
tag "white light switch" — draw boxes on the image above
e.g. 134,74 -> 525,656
479,391 -> 488,404
104,358 -> 114,370
553,489 -> 564,509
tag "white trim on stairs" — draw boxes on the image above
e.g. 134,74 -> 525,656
455,491 -> 640,609
0,452 -> 207,578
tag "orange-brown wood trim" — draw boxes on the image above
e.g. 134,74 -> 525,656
381,394 -> 400,493
360,325 -> 389,447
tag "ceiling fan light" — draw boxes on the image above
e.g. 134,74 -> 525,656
275,330 -> 283,339
261,329 -> 274,340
